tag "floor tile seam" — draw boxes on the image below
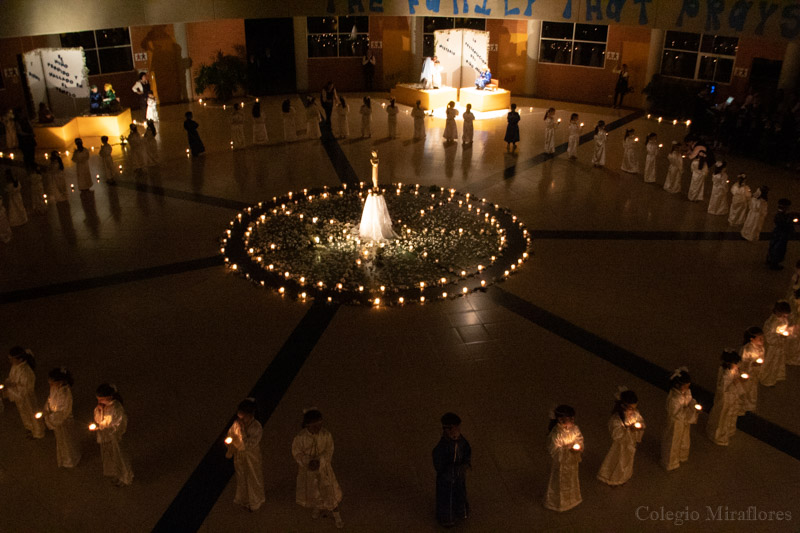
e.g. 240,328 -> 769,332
489,286 -> 800,462
153,302 -> 339,533
0,255 -> 224,304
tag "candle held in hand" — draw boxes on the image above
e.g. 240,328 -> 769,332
741,373 -> 749,379
694,404 -> 702,410
634,422 -> 642,429
35,412 -> 43,419
572,443 -> 581,451
756,358 -> 763,364
89,423 -> 97,431
225,437 -> 233,445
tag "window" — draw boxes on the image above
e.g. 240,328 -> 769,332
539,22 -> 607,68
423,17 -> 486,57
307,16 -> 369,58
661,31 -> 738,83
60,28 -> 133,75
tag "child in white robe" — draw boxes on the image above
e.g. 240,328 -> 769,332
706,350 -> 747,445
360,96 -> 372,138
592,121 -> 607,167
620,129 -> 639,173
335,97 -> 349,139
660,368 -> 699,471
663,142 -> 683,193
0,203 -> 11,243
72,138 -> 93,190
543,107 -> 558,154
728,174 -> 751,225
145,91 -> 159,122
687,154 -> 708,201
386,98 -> 399,139
42,367 -> 81,467
544,405 -> 583,512
443,100 -> 458,143
47,152 -> 68,202
230,104 -> 246,148
643,133 -> 658,183
251,102 -> 268,145
739,327 -> 765,412
5,170 -> 28,226
707,161 -> 729,215
5,347 -> 45,438
741,186 -> 768,241
567,114 -> 581,159
282,99 -> 297,142
292,409 -> 343,529
597,388 -> 644,486
461,103 -> 474,145
760,301 -> 792,386
29,169 -> 47,215
225,399 -> 265,511
92,383 -> 133,486
99,136 -> 116,184
411,100 -> 426,140
144,120 -> 158,166
126,125 -> 146,172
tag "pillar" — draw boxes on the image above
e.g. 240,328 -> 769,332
173,23 -> 193,102
409,16 -> 424,80
524,20 -> 540,97
778,41 -> 800,92
643,28 -> 664,110
293,17 -> 309,93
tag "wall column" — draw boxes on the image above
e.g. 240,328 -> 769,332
778,41 -> 800,92
409,16 -> 424,80
643,28 -> 664,110
293,17 -> 309,93
173,23 -> 193,102
524,20 -> 540,97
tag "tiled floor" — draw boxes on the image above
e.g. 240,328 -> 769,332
1,94 -> 799,532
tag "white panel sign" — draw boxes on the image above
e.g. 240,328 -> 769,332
39,48 -> 88,99
434,29 -> 462,89
23,50 -> 47,107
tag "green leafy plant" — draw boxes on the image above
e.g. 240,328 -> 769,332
194,50 -> 247,102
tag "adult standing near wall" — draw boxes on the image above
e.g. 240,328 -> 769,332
613,64 -> 630,109
362,50 -> 376,91
131,72 -> 151,118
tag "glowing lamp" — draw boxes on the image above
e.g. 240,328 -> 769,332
756,358 -> 763,364
398,297 -> 404,304
225,437 -> 233,444
279,287 -> 285,294
694,404 -> 702,410
633,422 -> 642,429
572,443 -> 581,451
740,373 -> 749,379
35,412 -> 43,419
89,423 -> 97,431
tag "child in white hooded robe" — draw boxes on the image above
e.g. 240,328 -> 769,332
706,350 -> 747,445
728,173 -> 750,225
592,121 -> 607,167
282,99 -> 297,142
707,161 -> 730,215
461,103 -> 475,145
71,138 -> 93,190
739,327 -> 765,412
92,383 -> 133,486
663,142 -> 684,193
643,133 -> 658,183
567,113 -> 581,159
660,368 -> 699,471
42,367 -> 81,467
292,409 -> 344,529
597,388 -> 644,486
386,98 -> 399,139
687,154 -> 708,201
760,301 -> 792,386
741,186 -> 768,241
4,347 -> 45,438
544,405 -> 583,512
230,104 -> 246,148
620,129 -> 639,173
225,398 -> 265,511
411,100 -> 426,139
335,97 -> 349,139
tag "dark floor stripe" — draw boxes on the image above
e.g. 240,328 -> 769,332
110,180 -> 251,210
320,124 -> 360,184
490,110 -> 644,181
490,286 -> 800,461
153,302 -> 339,533
531,229 -> 798,241
0,255 -> 223,304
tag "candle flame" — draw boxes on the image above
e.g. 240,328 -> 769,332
694,404 -> 702,410
634,422 -> 642,429
225,437 -> 233,445
572,443 -> 581,450
756,358 -> 763,364
89,423 -> 97,431
35,412 -> 43,419
741,373 -> 749,379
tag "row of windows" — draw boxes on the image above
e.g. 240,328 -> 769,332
60,27 -> 133,75
539,22 -> 608,67
307,17 -> 370,58
661,30 -> 738,83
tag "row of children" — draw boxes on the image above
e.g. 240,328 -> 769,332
1,347 -> 133,486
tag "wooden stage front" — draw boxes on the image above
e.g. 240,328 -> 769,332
458,87 -> 511,112
391,84 -> 459,111
33,108 -> 133,148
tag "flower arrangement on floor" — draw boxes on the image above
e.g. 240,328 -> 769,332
221,183 -> 531,305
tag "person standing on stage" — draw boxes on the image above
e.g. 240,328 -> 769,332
131,72 -> 151,119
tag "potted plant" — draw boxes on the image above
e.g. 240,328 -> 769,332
194,50 -> 247,102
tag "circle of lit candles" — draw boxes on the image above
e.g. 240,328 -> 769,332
633,422 -> 642,429
572,443 -> 581,451
225,437 -> 233,445
694,404 -> 702,410
741,373 -> 749,379
35,412 -> 43,419
89,423 -> 97,431
756,358 -> 764,364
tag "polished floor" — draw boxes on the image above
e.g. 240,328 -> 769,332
1,94 -> 799,532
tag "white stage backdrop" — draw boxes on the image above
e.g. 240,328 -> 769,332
24,48 -> 89,117
434,29 -> 489,88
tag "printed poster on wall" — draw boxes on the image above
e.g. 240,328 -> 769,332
22,50 -> 47,109
23,48 -> 89,118
461,30 -> 489,88
434,29 -> 462,88
434,29 -> 490,88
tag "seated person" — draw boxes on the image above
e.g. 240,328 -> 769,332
38,102 -> 55,123
103,83 -> 122,112
475,65 -> 492,90
89,85 -> 103,114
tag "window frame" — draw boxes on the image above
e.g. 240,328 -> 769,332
661,31 -> 738,85
59,27 -> 133,75
539,22 -> 607,69
307,16 -> 370,59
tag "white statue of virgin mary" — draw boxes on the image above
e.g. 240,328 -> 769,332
359,151 -> 397,241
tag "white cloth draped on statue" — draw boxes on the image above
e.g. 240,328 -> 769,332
359,193 -> 397,241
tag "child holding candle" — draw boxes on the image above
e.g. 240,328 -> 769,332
643,133 -> 658,183
42,367 -> 81,467
741,186 -> 768,241
292,409 -> 343,528
72,138 -> 92,191
660,368 -> 699,471
386,97 -> 399,139
462,103 -> 475,146
92,383 -> 133,486
597,388 -> 644,486
145,91 -> 159,122
230,103 -> 246,148
126,124 -> 146,173
99,136 -> 116,184
687,151 -> 708,202
663,142 -> 684,193
707,161 -> 730,215
411,100 -> 426,140
728,173 -> 751,225
4,347 -> 44,438
706,350 -> 747,445
29,168 -> 47,215
225,398 -> 265,511
760,301 -> 792,386
305,97 -> 323,140
543,107 -> 558,155
334,96 -> 349,139
567,113 -> 581,159
360,96 -> 372,139
443,101 -> 459,143
544,405 -> 583,511
282,99 -> 297,142
740,327 -> 765,412
5,170 -> 28,227
620,129 -> 639,174
46,151 -> 68,202
592,121 -> 607,167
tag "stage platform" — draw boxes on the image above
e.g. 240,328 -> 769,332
458,87 -> 511,112
391,83 -> 458,111
34,108 -> 132,148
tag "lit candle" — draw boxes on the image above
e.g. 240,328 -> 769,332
0,384 -> 4,390
89,423 -> 97,431
35,412 -> 43,419
740,373 -> 749,379
572,443 -> 581,451
579,122 -> 584,127
634,137 -> 639,142
633,422 -> 642,429
694,404 -> 702,411
756,358 -> 763,364
658,143 -> 663,148
557,118 -> 561,123
225,437 -> 233,445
